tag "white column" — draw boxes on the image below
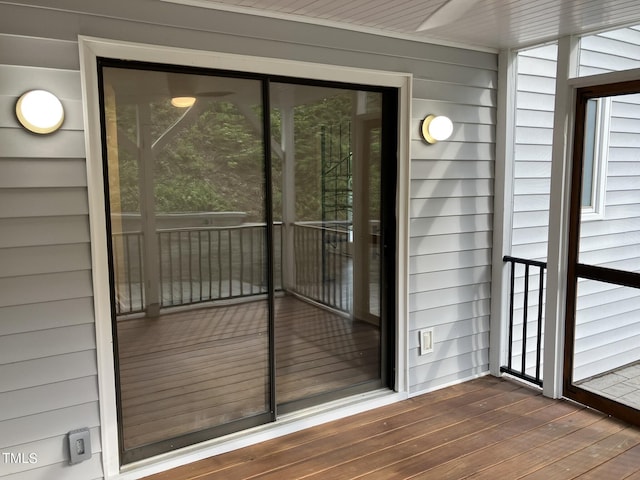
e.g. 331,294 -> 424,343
543,36 -> 580,398
490,48 -> 517,376
281,104 -> 296,291
137,103 -> 161,317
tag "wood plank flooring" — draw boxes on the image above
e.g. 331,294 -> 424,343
143,376 -> 640,480
116,295 -> 380,450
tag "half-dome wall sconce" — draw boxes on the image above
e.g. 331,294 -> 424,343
16,89 -> 65,134
421,114 -> 453,144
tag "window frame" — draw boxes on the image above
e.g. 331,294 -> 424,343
580,96 -> 611,220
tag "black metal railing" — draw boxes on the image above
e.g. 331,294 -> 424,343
293,222 -> 352,313
501,255 -> 547,387
111,231 -> 145,315
112,221 -> 367,316
158,223 -> 281,308
112,223 -> 282,315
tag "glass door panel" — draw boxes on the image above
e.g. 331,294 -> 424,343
270,83 -> 384,409
99,61 -> 396,463
573,279 -> 640,410
566,87 -> 640,426
101,65 -> 272,462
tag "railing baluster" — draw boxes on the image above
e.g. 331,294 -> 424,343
125,233 -> 134,313
169,232 -> 175,305
501,255 -> 546,387
536,265 -> 545,382
240,228 -> 244,296
208,230 -> 213,301
188,230 -> 193,304
139,233 -> 145,311
112,234 -> 121,315
507,259 -> 515,370
158,232 -> 163,307
217,230 -> 222,299
178,231 -> 184,305
521,264 -> 530,376
250,226 -> 254,295
110,222 -> 294,314
228,229 -> 233,297
198,231 -> 203,302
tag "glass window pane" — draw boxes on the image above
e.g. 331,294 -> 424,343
102,66 -> 271,458
581,99 -> 597,207
270,83 -> 383,407
573,279 -> 640,410
579,93 -> 640,265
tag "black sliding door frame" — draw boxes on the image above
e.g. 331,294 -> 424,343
96,58 -> 398,464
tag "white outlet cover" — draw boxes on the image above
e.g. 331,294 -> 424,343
419,328 -> 434,355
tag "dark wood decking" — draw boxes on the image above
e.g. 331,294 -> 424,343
144,376 -> 640,479
117,295 -> 380,450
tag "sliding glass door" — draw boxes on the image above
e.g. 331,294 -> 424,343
100,65 -> 273,463
270,83 -> 387,410
98,60 -> 396,463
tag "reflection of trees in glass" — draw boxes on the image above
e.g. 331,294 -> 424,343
115,100 -> 265,221
369,127 -> 382,222
154,101 -> 264,220
293,94 -> 352,222
113,89 -> 382,223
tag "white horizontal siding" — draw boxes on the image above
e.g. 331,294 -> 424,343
0,244 -> 91,278
0,1 -> 501,473
0,401 -> 101,467
0,188 -> 89,218
0,158 -> 87,188
0,46 -> 102,480
410,249 -> 491,276
0,350 -> 97,394
1,430 -> 101,478
512,44 -> 557,264
408,86 -> 495,393
510,29 -> 640,386
410,196 -> 493,218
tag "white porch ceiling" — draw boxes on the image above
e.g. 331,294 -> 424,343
165,0 -> 640,51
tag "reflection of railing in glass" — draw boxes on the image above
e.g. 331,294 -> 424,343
294,222 -> 352,313
111,223 -> 282,315
293,221 -> 381,315
112,220 -> 381,316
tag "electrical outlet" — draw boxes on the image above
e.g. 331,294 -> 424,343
68,428 -> 91,464
419,328 -> 434,355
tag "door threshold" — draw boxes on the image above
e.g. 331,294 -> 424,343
115,388 -> 406,480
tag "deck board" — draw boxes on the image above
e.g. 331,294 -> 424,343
143,376 -> 640,480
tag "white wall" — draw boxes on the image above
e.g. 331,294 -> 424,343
0,58 -> 104,478
0,0 -> 497,477
510,26 -> 640,382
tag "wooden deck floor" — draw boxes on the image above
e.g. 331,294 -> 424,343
143,376 -> 640,480
117,295 -> 380,450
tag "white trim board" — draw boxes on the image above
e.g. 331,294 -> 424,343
78,35 -> 411,479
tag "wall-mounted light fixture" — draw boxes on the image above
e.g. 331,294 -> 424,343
16,90 -> 64,134
421,114 -> 453,144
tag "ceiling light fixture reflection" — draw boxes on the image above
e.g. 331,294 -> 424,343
170,96 -> 197,108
